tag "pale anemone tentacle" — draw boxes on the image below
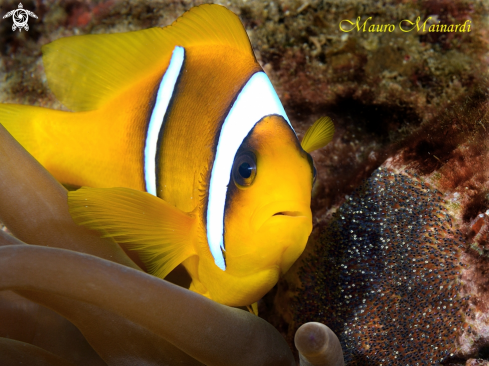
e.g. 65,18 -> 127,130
0,124 -> 345,365
295,322 -> 345,366
0,244 -> 296,366
0,338 -> 76,366
0,124 -> 202,365
0,124 -> 139,269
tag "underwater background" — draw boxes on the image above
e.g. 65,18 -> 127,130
1,0 -> 489,365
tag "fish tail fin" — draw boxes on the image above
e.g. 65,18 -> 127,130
301,116 -> 335,153
0,103 -> 69,163
68,187 -> 197,279
0,104 -> 41,157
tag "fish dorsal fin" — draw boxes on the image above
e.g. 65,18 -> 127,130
163,4 -> 253,51
42,4 -> 253,112
68,187 -> 196,279
300,116 -> 335,153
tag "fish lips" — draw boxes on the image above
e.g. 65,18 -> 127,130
251,200 -> 311,232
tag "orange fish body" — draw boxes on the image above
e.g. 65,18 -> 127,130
0,5 -> 334,307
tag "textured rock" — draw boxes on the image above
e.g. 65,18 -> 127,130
272,83 -> 489,364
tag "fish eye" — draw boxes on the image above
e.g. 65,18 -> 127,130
232,151 -> 257,188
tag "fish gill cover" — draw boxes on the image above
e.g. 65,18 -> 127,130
294,168 -> 469,365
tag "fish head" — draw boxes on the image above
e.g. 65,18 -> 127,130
200,114 -> 313,305
225,114 -> 314,272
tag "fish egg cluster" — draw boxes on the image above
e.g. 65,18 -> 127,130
295,168 -> 467,365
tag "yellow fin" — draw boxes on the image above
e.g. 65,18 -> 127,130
42,4 -> 253,112
247,302 -> 259,316
68,187 -> 196,279
300,116 -> 335,153
0,104 -> 36,154
164,4 -> 254,52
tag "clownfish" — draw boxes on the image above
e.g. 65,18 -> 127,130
0,4 -> 334,308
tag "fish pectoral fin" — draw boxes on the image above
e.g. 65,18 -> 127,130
68,187 -> 196,279
300,116 -> 335,153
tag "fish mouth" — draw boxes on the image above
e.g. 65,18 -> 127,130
272,211 -> 302,217
251,201 -> 309,232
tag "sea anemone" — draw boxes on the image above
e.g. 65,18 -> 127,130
0,124 -> 344,365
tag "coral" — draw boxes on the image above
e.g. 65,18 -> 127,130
292,167 -> 468,364
467,360 -> 489,366
269,79 -> 489,364
245,0 -> 489,220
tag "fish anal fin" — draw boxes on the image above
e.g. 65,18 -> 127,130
300,116 -> 335,153
42,4 -> 254,112
68,187 -> 196,279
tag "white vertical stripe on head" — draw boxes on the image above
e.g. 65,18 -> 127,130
206,71 -> 292,271
144,46 -> 185,196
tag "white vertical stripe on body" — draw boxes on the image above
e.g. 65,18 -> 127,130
206,71 -> 292,271
144,46 -> 185,196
